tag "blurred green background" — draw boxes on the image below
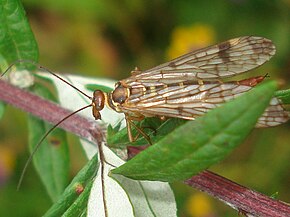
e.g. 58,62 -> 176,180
0,0 -> 289,216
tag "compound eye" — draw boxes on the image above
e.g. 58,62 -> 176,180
93,90 -> 105,110
112,84 -> 127,104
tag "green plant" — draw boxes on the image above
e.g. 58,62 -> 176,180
0,0 -> 289,216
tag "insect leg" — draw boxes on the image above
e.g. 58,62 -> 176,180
130,120 -> 152,145
125,114 -> 152,145
125,115 -> 134,142
141,126 -> 157,136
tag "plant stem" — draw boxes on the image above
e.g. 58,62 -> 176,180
0,79 -> 289,216
0,79 -> 103,144
185,170 -> 290,216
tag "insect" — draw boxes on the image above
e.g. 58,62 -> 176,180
3,36 -> 289,144
90,36 -> 289,142
3,36 -> 289,189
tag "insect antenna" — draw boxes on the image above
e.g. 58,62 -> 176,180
1,59 -> 92,100
1,60 -> 95,189
17,104 -> 92,190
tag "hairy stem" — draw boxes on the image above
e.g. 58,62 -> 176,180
185,171 -> 290,216
0,79 -> 289,216
0,79 -> 103,143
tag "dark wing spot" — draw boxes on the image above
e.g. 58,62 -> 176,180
177,107 -> 183,115
218,41 -> 231,51
168,62 -> 177,68
218,41 -> 231,63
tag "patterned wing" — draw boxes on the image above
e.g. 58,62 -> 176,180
257,98 -> 290,127
123,36 -> 276,86
121,81 -> 253,118
120,81 -> 289,126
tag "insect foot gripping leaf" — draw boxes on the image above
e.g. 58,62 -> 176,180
112,81 -> 279,182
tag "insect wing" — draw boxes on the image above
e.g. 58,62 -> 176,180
121,82 -> 289,126
120,82 -> 253,119
256,97 -> 289,127
123,36 -> 276,85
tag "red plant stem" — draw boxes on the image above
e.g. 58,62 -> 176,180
0,79 -> 103,144
185,171 -> 290,217
0,79 -> 289,216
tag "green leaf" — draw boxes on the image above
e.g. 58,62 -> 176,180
0,101 -> 5,119
85,83 -> 113,93
28,84 -> 70,202
107,117 -> 187,147
0,0 -> 38,70
0,0 -> 70,202
112,81 -> 277,182
43,154 -> 98,217
275,89 -> 290,104
61,181 -> 92,217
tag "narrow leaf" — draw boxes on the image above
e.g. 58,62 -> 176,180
275,89 -> 290,104
28,84 -> 69,202
112,81 -> 277,182
0,0 -> 38,68
0,101 -> 5,119
62,180 -> 93,217
43,153 -> 99,217
85,83 -> 113,93
0,0 -> 39,123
